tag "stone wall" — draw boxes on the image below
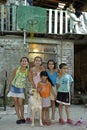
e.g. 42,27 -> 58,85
57,40 -> 74,76
0,35 -> 28,87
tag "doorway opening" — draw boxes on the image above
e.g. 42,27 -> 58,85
74,44 -> 87,95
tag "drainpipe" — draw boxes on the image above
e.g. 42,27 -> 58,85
24,30 -> 26,45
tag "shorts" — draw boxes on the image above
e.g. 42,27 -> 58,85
7,85 -> 25,99
42,97 -> 51,108
50,86 -> 57,100
56,92 -> 70,105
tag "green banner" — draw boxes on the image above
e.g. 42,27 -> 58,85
17,6 -> 47,33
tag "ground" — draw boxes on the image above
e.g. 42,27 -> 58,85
0,105 -> 87,130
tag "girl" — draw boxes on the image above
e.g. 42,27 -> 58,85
37,71 -> 56,126
56,63 -> 73,124
47,59 -> 58,122
6,56 -> 34,124
30,56 -> 45,88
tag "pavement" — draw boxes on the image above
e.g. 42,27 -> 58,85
0,105 -> 87,130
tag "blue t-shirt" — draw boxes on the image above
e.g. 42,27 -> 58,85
47,69 -> 57,86
56,74 -> 73,92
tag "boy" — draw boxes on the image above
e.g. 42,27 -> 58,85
56,63 -> 73,124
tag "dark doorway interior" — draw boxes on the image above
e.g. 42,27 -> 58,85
74,44 -> 87,95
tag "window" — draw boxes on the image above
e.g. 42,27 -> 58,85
29,43 -> 58,68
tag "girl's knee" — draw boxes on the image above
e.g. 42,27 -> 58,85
65,105 -> 69,110
19,102 -> 24,107
59,103 -> 63,107
14,99 -> 18,106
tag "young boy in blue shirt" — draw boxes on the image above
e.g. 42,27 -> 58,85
56,63 -> 73,125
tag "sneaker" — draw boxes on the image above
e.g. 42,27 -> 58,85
25,118 -> 31,124
21,119 -> 25,123
67,119 -> 73,124
59,118 -> 66,124
16,119 -> 22,124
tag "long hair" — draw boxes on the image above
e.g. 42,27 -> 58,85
47,59 -> 56,69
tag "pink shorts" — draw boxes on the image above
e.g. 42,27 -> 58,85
42,97 -> 51,108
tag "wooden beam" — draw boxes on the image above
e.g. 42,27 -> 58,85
26,0 -> 87,10
35,2 -> 57,8
73,0 -> 86,4
45,0 -> 60,3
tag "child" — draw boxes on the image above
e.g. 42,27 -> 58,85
6,56 -> 34,124
37,71 -> 56,126
56,63 -> 73,124
30,56 -> 45,88
47,59 -> 57,122
66,4 -> 81,22
25,56 -> 45,123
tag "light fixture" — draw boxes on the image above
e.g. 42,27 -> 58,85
57,2 -> 66,9
33,49 -> 39,52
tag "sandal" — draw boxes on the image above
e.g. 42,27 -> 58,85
43,121 -> 46,125
67,119 -> 73,124
21,119 -> 25,123
45,122 -> 51,126
59,118 -> 66,125
16,119 -> 22,124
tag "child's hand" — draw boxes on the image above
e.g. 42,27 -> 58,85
37,87 -> 41,92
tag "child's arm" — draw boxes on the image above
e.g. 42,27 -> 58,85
56,76 -> 60,90
37,82 -> 41,92
69,75 -> 74,95
28,71 -> 36,88
37,87 -> 41,92
56,68 -> 61,75
6,68 -> 17,93
70,81 -> 74,95
56,83 -> 60,90
50,86 -> 56,100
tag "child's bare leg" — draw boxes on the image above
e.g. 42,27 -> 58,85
65,105 -> 73,124
42,108 -> 45,123
18,98 -> 24,119
65,105 -> 70,119
45,107 -> 49,123
58,103 -> 63,119
51,100 -> 55,120
14,97 -> 21,119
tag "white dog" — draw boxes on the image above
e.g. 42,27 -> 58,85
29,89 -> 43,127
